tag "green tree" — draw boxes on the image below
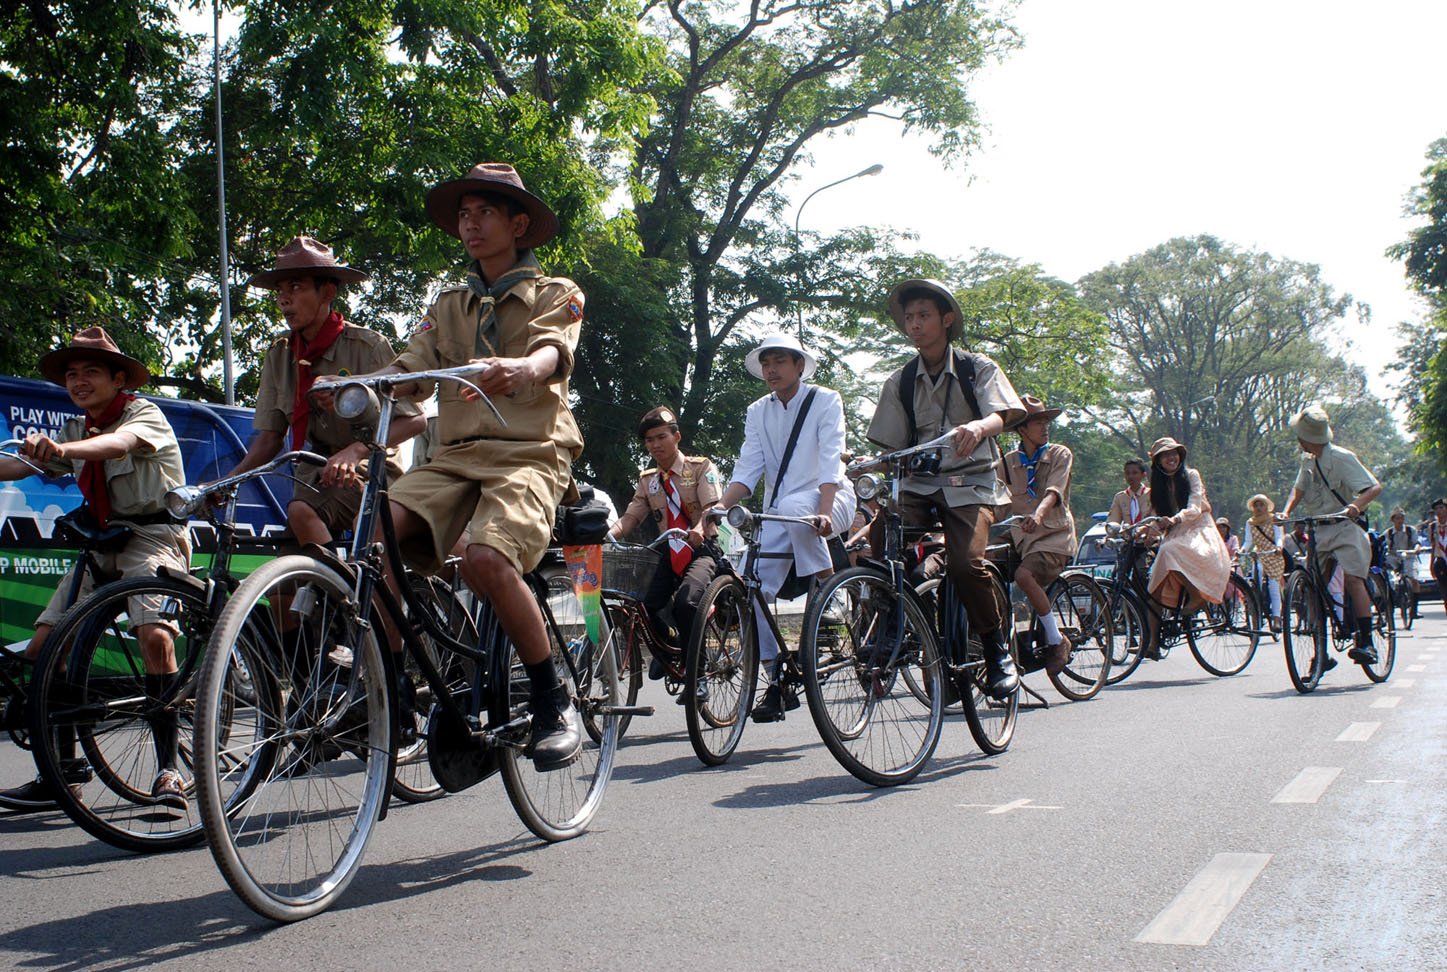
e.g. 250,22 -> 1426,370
1078,235 -> 1397,520
1389,137 -> 1447,460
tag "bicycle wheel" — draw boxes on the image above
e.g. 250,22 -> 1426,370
1045,573 -> 1113,701
1395,578 -> 1416,632
958,576 -> 1018,755
1364,573 -> 1396,683
29,575 -> 212,852
1102,582 -> 1146,685
497,577 -> 618,843
683,575 -> 758,766
195,555 -> 391,922
595,603 -> 643,742
1186,574 -> 1260,676
1281,572 -> 1325,693
800,567 -> 943,786
392,572 -> 477,803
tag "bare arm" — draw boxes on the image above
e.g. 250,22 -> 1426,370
24,430 -> 138,464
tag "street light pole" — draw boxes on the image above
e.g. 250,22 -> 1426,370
793,163 -> 883,338
214,0 -> 235,405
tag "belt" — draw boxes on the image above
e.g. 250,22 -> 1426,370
113,510 -> 176,526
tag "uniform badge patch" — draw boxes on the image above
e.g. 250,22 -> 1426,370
647,476 -> 661,495
567,294 -> 584,323
415,320 -> 434,334
337,368 -> 351,377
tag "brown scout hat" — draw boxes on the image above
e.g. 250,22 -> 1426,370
1006,394 -> 1064,431
1149,436 -> 1188,462
39,327 -> 150,389
425,163 -> 560,249
246,236 -> 370,288
887,279 -> 964,343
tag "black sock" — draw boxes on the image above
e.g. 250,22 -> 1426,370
145,674 -> 180,771
523,659 -> 559,706
1354,617 -> 1374,648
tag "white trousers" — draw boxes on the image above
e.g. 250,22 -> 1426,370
746,484 -> 856,666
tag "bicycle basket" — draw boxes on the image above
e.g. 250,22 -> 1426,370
603,544 -> 665,599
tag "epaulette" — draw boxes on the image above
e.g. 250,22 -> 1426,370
439,282 -> 470,295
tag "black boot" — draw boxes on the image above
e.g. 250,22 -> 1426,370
1347,618 -> 1378,665
981,629 -> 1019,701
525,685 -> 582,769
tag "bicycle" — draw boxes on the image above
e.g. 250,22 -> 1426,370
1098,516 -> 1261,683
681,506 -> 834,767
1235,549 -> 1282,641
796,431 -> 1027,786
1380,542 -> 1423,632
1280,514 -> 1395,693
191,367 -> 641,921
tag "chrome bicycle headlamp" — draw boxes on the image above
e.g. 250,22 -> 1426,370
164,485 -> 204,521
334,382 -> 379,425
726,505 -> 752,530
854,473 -> 882,502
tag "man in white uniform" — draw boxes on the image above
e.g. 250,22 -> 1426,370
716,334 -> 855,721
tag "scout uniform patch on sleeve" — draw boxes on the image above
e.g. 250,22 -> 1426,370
567,293 -> 584,322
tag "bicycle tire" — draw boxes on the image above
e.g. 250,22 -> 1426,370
1394,576 -> 1416,632
1186,574 -> 1260,676
29,575 -> 213,852
800,567 -> 944,787
195,555 -> 392,922
598,604 -> 644,742
958,575 -> 1018,755
1281,571 -> 1325,694
1364,573 -> 1396,683
392,573 -> 477,803
497,575 -> 618,842
683,574 -> 757,766
1045,572 -> 1113,701
1102,582 -> 1146,685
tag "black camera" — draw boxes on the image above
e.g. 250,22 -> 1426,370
908,450 -> 942,477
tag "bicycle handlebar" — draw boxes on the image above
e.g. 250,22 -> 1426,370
313,365 -> 508,429
163,450 -> 328,520
0,438 -> 49,477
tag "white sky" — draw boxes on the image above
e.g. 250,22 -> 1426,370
793,0 -> 1447,405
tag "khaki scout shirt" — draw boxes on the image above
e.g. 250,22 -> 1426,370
394,275 -> 583,459
615,454 -> 722,539
49,398 -> 187,544
1292,443 -> 1378,517
867,351 -> 1024,507
1001,442 -> 1078,559
1108,486 -> 1150,525
252,323 -> 417,485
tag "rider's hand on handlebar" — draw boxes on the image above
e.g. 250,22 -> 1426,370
1020,512 -> 1042,535
306,376 -> 339,412
950,421 -> 984,458
320,441 -> 368,488
22,432 -> 65,464
463,355 -> 534,399
811,512 -> 832,537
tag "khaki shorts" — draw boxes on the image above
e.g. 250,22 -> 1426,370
1316,520 -> 1371,578
36,525 -> 192,634
290,478 -> 364,536
1019,549 -> 1071,588
389,439 -> 570,576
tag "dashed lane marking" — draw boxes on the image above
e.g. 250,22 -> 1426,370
1394,678 -> 1415,688
956,798 -> 1062,814
1407,665 -> 1426,672
1370,696 -> 1402,709
1271,766 -> 1342,804
1135,853 -> 1273,946
1336,722 -> 1380,741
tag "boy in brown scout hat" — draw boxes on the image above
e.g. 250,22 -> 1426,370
0,329 -> 191,813
866,279 -> 1025,700
1000,395 -> 1078,676
226,236 -> 425,545
608,406 -> 722,690
320,163 -> 586,768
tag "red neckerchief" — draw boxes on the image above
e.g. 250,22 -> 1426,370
659,469 -> 691,575
79,391 -> 136,527
290,311 -> 346,450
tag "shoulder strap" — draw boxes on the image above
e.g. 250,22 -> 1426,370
1314,456 -> 1352,508
768,387 -> 819,508
897,350 -> 980,447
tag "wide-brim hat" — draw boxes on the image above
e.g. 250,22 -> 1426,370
425,163 -> 559,249
39,327 -> 149,389
246,235 -> 369,288
1247,493 -> 1275,514
1007,394 -> 1064,431
1148,436 -> 1188,462
745,333 -> 818,381
1290,404 -> 1333,445
887,278 -> 963,343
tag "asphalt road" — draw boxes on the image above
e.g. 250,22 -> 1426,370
2,612 -> 1445,971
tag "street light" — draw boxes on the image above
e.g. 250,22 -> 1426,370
793,163 -> 884,337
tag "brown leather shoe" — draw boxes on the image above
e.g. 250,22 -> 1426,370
1042,635 -> 1072,677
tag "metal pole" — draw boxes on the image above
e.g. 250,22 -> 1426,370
793,163 -> 883,338
214,0 -> 235,405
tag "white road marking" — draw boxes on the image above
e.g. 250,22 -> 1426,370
1370,696 -> 1402,709
1135,853 -> 1272,946
1394,678 -> 1415,688
1366,779 -> 1405,784
955,798 -> 1062,814
1407,665 -> 1426,672
1418,654 -> 1436,661
1271,766 -> 1342,804
1336,722 -> 1380,741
